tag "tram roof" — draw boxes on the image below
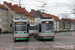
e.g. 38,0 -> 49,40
13,18 -> 29,22
30,25 -> 35,26
40,17 -> 52,19
34,18 -> 54,24
40,18 -> 54,21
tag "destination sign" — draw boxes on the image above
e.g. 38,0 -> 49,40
46,21 -> 49,23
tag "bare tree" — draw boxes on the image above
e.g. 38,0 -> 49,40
62,18 -> 72,30
70,3 -> 75,14
60,13 -> 71,18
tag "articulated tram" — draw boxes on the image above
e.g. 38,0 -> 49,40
34,18 -> 54,40
11,17 -> 30,41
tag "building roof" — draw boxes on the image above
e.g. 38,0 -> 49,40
62,18 -> 75,22
41,13 -> 61,21
0,4 -> 8,10
30,9 -> 43,17
72,19 -> 75,22
30,9 -> 38,17
4,1 -> 34,17
30,9 -> 61,21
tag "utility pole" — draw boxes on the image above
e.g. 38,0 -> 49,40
19,0 -> 22,18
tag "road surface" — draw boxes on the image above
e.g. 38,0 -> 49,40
0,31 -> 75,50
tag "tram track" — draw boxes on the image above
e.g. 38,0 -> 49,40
37,39 -> 54,46
9,41 -> 31,50
41,40 -> 54,49
41,41 -> 74,50
10,42 -> 15,50
41,40 -> 69,47
40,40 -> 67,50
26,41 -> 31,50
42,41 -> 52,46
32,40 -> 54,50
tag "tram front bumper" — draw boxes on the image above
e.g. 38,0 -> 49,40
29,33 -> 33,35
39,36 -> 54,39
14,37 -> 29,40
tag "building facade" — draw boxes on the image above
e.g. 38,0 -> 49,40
62,18 -> 75,30
0,4 -> 8,32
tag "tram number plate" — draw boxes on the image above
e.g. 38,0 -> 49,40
45,31 -> 50,33
18,31 -> 23,34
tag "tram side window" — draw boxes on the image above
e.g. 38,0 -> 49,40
39,24 -> 41,32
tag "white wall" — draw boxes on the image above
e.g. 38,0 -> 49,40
0,8 -> 8,32
54,20 -> 60,31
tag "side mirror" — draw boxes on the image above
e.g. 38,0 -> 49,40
28,24 -> 30,27
10,23 -> 12,27
10,21 -> 13,28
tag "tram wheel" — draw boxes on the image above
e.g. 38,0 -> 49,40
34,35 -> 37,39
14,40 -> 16,42
34,35 -> 35,38
51,39 -> 54,41
27,39 -> 29,41
38,39 -> 41,41
28,39 -> 29,41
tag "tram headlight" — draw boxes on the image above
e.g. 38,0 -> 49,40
51,31 -> 53,33
15,32 -> 17,34
42,31 -> 44,33
24,32 -> 26,34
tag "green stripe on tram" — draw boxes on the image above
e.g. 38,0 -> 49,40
14,38 -> 29,40
43,37 -> 54,39
38,37 -> 54,39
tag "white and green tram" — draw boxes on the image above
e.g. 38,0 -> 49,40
11,18 -> 30,41
34,18 -> 54,40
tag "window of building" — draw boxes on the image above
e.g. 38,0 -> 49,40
27,17 -> 29,19
33,18 -> 34,20
30,22 -> 31,24
31,22 -> 33,24
11,15 -> 13,17
31,18 -> 33,20
33,22 -> 34,24
31,22 -> 32,24
28,17 -> 29,19
33,23 -> 34,24
29,17 -> 31,20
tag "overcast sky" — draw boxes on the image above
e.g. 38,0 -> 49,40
0,0 -> 75,19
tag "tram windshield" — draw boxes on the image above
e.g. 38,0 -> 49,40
15,22 -> 26,31
42,21 -> 53,30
